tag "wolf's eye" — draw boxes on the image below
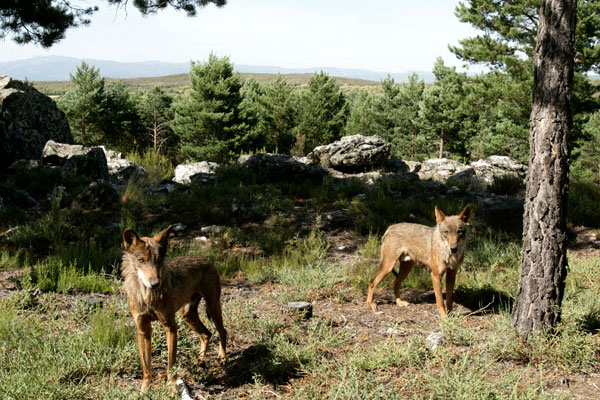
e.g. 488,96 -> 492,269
137,257 -> 145,263
444,230 -> 449,235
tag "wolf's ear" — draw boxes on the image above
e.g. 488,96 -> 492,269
434,206 -> 446,224
155,225 -> 173,247
459,205 -> 471,223
123,228 -> 140,251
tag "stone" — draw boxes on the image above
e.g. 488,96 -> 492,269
173,161 -> 219,184
42,140 -> 110,182
287,301 -> 313,319
417,158 -> 475,186
426,331 -> 443,350
308,134 -> 391,171
100,148 -> 147,185
0,76 -> 72,168
470,155 -> 527,189
71,180 -> 120,211
237,153 -> 326,181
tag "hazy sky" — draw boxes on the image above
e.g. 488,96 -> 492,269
1,0 -> 480,72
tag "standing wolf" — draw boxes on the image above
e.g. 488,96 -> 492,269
121,226 -> 227,393
366,206 -> 471,317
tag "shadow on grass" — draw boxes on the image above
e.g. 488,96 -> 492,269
576,309 -> 600,334
454,285 -> 514,314
222,344 -> 301,388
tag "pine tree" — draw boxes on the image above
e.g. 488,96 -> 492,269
418,59 -> 469,159
295,72 -> 348,154
58,62 -> 106,146
512,0 -> 576,339
260,75 -> 298,154
346,89 -> 379,138
102,82 -> 142,152
172,54 -> 246,163
394,73 -> 425,160
138,86 -> 175,154
1,0 -> 226,47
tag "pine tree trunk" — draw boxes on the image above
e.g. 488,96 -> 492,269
511,0 -> 576,338
439,127 -> 445,159
153,109 -> 158,151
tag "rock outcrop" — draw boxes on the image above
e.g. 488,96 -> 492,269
100,147 -> 147,185
0,76 -> 72,168
416,158 -> 476,186
42,140 -> 109,182
308,135 -> 390,171
238,153 -> 326,181
173,161 -> 219,184
470,156 -> 527,189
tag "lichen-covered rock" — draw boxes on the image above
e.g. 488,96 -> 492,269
470,156 -> 527,189
100,147 -> 147,184
173,161 -> 219,184
42,140 -> 110,182
417,158 -> 475,185
237,153 -> 326,181
71,180 -> 120,211
308,135 -> 391,171
0,76 -> 72,168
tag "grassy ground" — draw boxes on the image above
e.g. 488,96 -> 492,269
1,168 -> 599,399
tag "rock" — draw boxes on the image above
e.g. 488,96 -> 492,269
172,223 -> 186,232
286,301 -> 313,319
101,147 -> 147,184
417,158 -> 475,186
0,183 -> 39,209
470,155 -> 527,190
106,157 -> 147,184
42,140 -> 89,166
42,140 -> 110,182
426,331 -> 443,350
237,153 -> 326,181
149,179 -> 183,193
200,225 -> 223,236
0,76 -> 72,168
71,180 -> 120,211
176,378 -> 194,400
308,134 -> 391,171
173,161 -> 219,184
61,147 -> 110,182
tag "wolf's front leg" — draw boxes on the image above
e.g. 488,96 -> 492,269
430,271 -> 446,318
136,319 -> 153,392
445,269 -> 457,313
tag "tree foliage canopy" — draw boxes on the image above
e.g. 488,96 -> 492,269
1,0 -> 225,47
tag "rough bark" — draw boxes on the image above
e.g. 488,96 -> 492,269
511,0 -> 576,338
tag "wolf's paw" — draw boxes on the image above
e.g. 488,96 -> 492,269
367,301 -> 377,312
396,299 -> 410,307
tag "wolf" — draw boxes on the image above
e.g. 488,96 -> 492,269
366,205 -> 471,318
121,226 -> 227,393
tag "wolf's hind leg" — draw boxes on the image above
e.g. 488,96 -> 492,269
394,260 -> 414,307
181,300 -> 212,359
366,250 -> 398,311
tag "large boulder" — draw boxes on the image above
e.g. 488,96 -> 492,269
308,135 -> 391,171
417,158 -> 475,186
470,156 -> 527,189
100,147 -> 147,185
0,76 -> 72,168
173,161 -> 219,184
237,153 -> 326,181
42,140 -> 109,182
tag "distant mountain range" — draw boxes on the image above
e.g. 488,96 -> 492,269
0,55 -> 437,83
